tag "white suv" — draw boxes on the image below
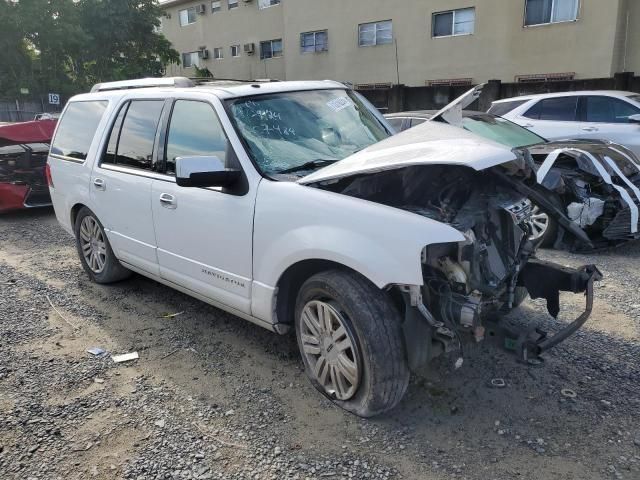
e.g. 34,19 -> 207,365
48,77 -> 600,416
490,91 -> 640,157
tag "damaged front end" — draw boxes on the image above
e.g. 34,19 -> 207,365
522,141 -> 640,250
313,162 -> 601,369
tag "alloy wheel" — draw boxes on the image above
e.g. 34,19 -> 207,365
299,300 -> 361,400
527,205 -> 550,241
79,216 -> 107,274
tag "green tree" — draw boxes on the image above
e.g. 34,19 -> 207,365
0,0 -> 179,97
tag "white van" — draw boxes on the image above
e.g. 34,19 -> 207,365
47,77 -> 600,416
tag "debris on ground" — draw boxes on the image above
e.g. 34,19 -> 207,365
112,352 -> 139,363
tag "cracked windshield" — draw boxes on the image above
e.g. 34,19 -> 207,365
227,89 -> 390,176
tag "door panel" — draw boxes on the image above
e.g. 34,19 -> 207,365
580,96 -> 640,156
90,99 -> 166,275
517,96 -> 580,140
151,99 -> 256,313
151,180 -> 255,312
90,168 -> 158,274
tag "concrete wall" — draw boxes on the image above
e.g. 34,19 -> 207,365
359,73 -> 640,114
161,0 -> 629,86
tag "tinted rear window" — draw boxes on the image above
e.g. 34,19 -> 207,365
487,100 -> 527,116
102,100 -> 164,171
524,97 -> 578,121
584,96 -> 640,123
51,101 -> 108,160
385,117 -> 405,131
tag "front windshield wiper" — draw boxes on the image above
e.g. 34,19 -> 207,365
278,159 -> 339,174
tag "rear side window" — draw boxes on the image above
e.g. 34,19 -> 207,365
487,100 -> 527,116
102,100 -> 165,171
165,100 -> 229,175
385,117 -> 405,131
51,101 -> 108,161
523,97 -> 578,121
584,96 -> 640,123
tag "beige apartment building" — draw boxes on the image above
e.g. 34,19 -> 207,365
160,0 -> 640,87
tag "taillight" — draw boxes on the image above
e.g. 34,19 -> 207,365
45,163 -> 54,188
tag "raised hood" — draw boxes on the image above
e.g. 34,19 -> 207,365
429,84 -> 484,126
299,120 -> 517,184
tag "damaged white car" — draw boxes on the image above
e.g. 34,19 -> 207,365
49,78 -> 601,417
388,86 -> 640,250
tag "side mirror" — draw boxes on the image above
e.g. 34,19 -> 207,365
629,114 -> 640,124
175,156 -> 241,188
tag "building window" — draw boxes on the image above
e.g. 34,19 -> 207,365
228,0 -> 238,9
213,47 -> 223,59
358,20 -> 392,47
179,7 -> 197,26
301,30 -> 328,53
231,45 -> 241,57
432,8 -> 475,37
258,0 -> 280,9
525,0 -> 579,26
260,39 -> 283,59
211,1 -> 221,13
182,52 -> 200,68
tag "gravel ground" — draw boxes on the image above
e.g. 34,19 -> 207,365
0,208 -> 639,480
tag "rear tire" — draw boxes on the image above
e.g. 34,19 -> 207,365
74,207 -> 131,284
294,269 -> 409,417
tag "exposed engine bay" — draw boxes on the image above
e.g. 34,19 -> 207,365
314,163 -> 602,368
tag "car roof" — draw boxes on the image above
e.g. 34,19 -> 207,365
69,80 -> 347,103
493,90 -> 639,104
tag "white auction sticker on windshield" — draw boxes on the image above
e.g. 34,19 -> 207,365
326,96 -> 354,112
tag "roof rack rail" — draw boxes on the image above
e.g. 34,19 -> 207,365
190,77 -> 281,84
90,77 -> 195,93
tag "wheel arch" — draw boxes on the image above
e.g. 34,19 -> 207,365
70,202 -> 89,228
273,258 -> 405,329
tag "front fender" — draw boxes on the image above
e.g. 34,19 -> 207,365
253,181 -> 465,289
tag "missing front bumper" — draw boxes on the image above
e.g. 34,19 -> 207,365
488,259 -> 602,364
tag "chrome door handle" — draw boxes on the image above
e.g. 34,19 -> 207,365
581,126 -> 598,132
93,178 -> 105,190
159,193 -> 177,209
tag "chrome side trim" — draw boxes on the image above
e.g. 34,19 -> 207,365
99,163 -> 176,183
49,153 -> 85,164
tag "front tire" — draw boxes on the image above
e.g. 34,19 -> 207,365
74,207 -> 131,284
295,270 -> 409,417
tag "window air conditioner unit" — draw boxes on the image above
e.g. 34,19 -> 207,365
244,43 -> 255,54
196,4 -> 206,14
199,49 -> 209,59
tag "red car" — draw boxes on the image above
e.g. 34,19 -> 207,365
0,120 -> 56,213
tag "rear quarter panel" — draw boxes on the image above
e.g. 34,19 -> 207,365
48,97 -> 118,235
